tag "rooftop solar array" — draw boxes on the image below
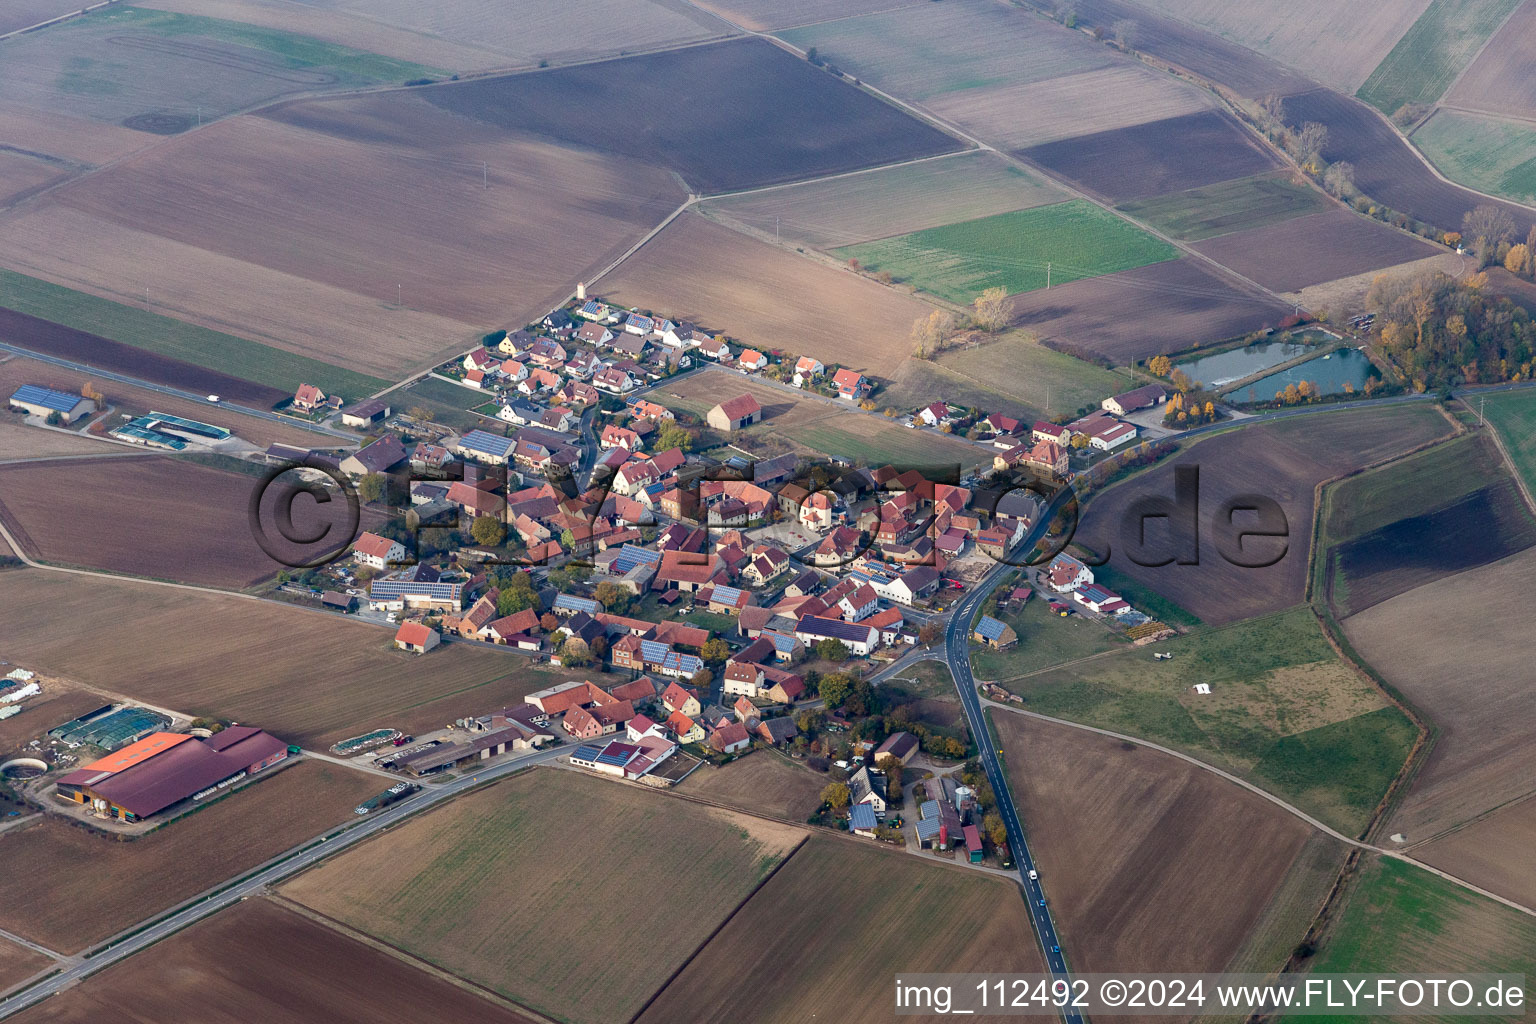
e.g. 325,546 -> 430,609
611,545 -> 662,574
10,384 -> 83,413
554,593 -> 599,614
460,429 -> 515,458
709,585 -> 744,606
975,615 -> 1008,641
849,803 -> 878,830
369,579 -> 463,600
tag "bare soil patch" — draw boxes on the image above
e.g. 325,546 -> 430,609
284,768 -> 803,1024
994,710 -> 1339,977
602,213 -> 938,375
680,752 -> 826,820
638,835 -> 1046,1023
420,37 -> 962,195
0,760 -> 377,952
0,150 -> 67,209
1020,109 -> 1280,204
0,455 -> 373,588
1076,404 -> 1455,624
0,419 -> 114,460
693,0 -> 926,31
1007,258 -> 1289,364
1343,545 -> 1536,842
0,0 -> 91,34
8,896 -> 538,1023
1415,795 -> 1536,909
1192,209 -> 1442,292
0,938 -> 49,995
0,569 -> 583,750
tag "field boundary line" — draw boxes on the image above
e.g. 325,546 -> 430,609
983,699 -> 1536,919
1397,785 -> 1536,852
625,833 -> 812,1024
265,896 -> 564,1024
1431,0 -> 1530,125
1475,398 -> 1536,518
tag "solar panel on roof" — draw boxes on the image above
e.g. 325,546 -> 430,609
369,580 -> 462,599
111,423 -> 187,450
11,384 -> 83,413
460,429 -> 515,457
976,616 -> 1007,641
710,585 -> 743,605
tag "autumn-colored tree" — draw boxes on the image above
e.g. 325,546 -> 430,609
470,515 -> 505,547
701,637 -> 732,663
1464,204 -> 1516,266
1148,355 -> 1172,377
407,405 -> 434,423
972,287 -> 1011,333
81,381 -> 105,405
983,811 -> 1008,847
1443,231 -> 1462,249
821,782 -> 851,811
654,419 -> 694,453
1169,368 -> 1193,393
911,310 -> 956,359
539,611 -> 559,632
1070,433 -> 1090,449
357,473 -> 387,504
1505,243 -> 1532,278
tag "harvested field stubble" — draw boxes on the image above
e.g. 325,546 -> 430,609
1356,0 -> 1524,114
284,769 -> 804,1024
1076,404 -> 1455,624
421,37 -> 961,194
601,213 -> 938,375
995,712 -> 1339,977
680,754 -> 826,821
1343,544 -> 1536,842
1446,0 -> 1536,120
0,761 -> 377,952
637,835 -> 1047,1023
1415,796 -> 1536,909
1118,173 -> 1327,242
0,570 -> 567,749
6,897 -> 540,1024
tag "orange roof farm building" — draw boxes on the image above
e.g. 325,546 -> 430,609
54,727 -> 290,823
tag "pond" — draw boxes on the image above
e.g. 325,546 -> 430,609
1173,340 -> 1311,388
1238,348 -> 1379,400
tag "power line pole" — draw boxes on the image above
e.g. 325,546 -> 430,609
1046,262 -> 1051,289
397,284 -> 401,308
483,162 -> 488,189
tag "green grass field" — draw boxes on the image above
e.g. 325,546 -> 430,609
832,201 -> 1178,305
1357,0 -> 1524,113
1302,855 -> 1536,1022
779,418 -> 992,471
1323,434 -> 1500,545
0,269 -> 389,399
1118,174 -> 1328,241
972,596 -> 1128,680
66,6 -> 445,84
1479,388 -> 1536,495
402,376 -> 496,411
991,606 -> 1416,834
1414,110 -> 1536,206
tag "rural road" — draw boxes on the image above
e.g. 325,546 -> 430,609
0,341 -> 359,443
0,743 -> 566,1018
942,483 -> 1084,1024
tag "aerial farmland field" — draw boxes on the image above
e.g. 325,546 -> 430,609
1476,388 -> 1536,495
0,455 -> 376,589
0,91 -> 686,382
1075,403 -> 1456,623
0,5 -> 442,136
1304,854 -> 1536,1014
0,0 -> 87,34
677,753 -> 826,821
0,418 -> 114,460
0,760 -> 376,952
693,0 -> 926,31
1102,0 -> 1434,94
699,151 -> 1069,251
1343,545 -> 1536,842
994,607 -> 1418,835
0,570 -> 582,749
1117,173 -> 1328,241
637,835 -> 1047,1023
995,712 -> 1344,976
1320,432 -> 1536,615
0,150 -> 66,210
0,938 -> 49,995
601,213 -> 938,376
1191,208 -> 1442,292
419,37 -> 961,195
6,897 -> 540,1024
1444,0 -> 1536,120
1021,109 -> 1281,203
832,201 -> 1178,305
1413,109 -> 1536,206
1006,258 -> 1290,364
778,0 -> 1213,149
283,768 -> 806,1024
1416,796 -> 1536,909
1282,88 -> 1535,236
1356,0 -> 1525,114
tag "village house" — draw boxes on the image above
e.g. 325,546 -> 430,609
874,731 -> 919,764
340,434 -> 407,477
661,681 -> 701,717
706,394 -> 762,432
1069,411 -> 1138,451
709,720 -> 752,754
735,349 -> 768,372
1031,420 -> 1072,445
792,356 -> 824,386
1046,553 -> 1094,592
666,710 -> 705,744
848,764 -> 887,815
352,531 -> 406,570
1102,384 -> 1167,416
757,717 -> 797,746
795,615 -> 879,656
831,368 -> 871,400
393,622 -> 440,654
340,399 -> 390,428
972,615 -> 1019,650
722,662 -> 764,699
292,383 -> 326,411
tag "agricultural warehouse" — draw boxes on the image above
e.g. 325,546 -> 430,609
49,705 -> 169,750
54,727 -> 290,822
8,384 -> 95,424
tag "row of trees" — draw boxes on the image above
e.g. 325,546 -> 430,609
910,288 -> 1013,359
